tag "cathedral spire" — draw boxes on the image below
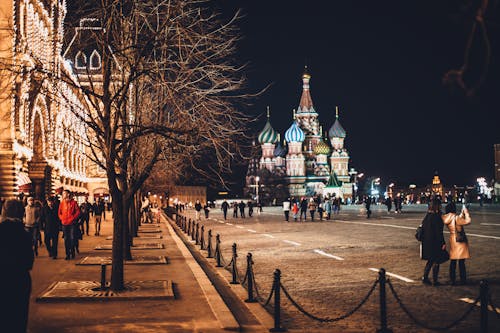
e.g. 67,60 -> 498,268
336,106 -> 339,119
267,105 -> 270,118
298,66 -> 314,113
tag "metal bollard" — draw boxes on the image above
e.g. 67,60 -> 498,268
100,264 -> 107,290
207,229 -> 213,258
245,253 -> 257,303
230,243 -> 238,284
200,225 -> 205,249
191,222 -> 196,240
215,234 -> 222,267
376,268 -> 393,333
187,219 -> 192,236
269,269 -> 286,332
480,280 -> 489,333
195,223 -> 200,245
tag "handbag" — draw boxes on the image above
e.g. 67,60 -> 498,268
435,248 -> 450,264
415,225 -> 423,242
454,216 -> 468,243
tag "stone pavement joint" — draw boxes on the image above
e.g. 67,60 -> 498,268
94,243 -> 164,250
76,255 -> 168,265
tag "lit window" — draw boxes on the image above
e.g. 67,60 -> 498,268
75,51 -> 86,68
89,50 -> 101,69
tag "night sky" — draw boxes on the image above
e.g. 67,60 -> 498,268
213,0 -> 500,189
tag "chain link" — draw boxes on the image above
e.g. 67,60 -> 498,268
489,296 -> 500,318
387,279 -> 479,331
279,279 -> 379,323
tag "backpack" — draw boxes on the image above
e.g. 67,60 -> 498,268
415,225 -> 423,242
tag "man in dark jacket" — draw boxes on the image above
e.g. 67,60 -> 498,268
221,200 -> 229,220
41,197 -> 61,259
421,198 -> 446,286
0,199 -> 34,333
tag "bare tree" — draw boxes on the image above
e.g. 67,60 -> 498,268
2,0 -> 252,290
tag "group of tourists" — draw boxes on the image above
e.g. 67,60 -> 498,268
282,196 -> 342,222
419,198 -> 471,286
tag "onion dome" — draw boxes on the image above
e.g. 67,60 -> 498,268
328,106 -> 346,139
274,140 -> 288,157
285,121 -> 305,143
257,107 -> 278,144
314,139 -> 331,155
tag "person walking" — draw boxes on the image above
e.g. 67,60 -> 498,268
0,199 -> 34,333
332,196 -> 341,215
248,200 -> 254,217
324,198 -> 332,220
300,197 -> 308,221
291,201 -> 299,221
442,202 -> 471,285
364,195 -> 372,219
221,200 -> 229,220
232,201 -> 238,218
317,199 -> 324,221
203,202 -> 210,219
385,196 -> 392,213
239,200 -> 246,218
40,197 -> 61,259
283,198 -> 291,222
23,196 -> 41,256
421,198 -> 446,286
79,198 -> 92,236
308,198 -> 317,221
194,200 -> 202,220
58,190 -> 81,260
257,201 -> 263,215
93,199 -> 105,235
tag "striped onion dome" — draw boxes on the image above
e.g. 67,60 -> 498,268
274,141 -> 287,157
257,119 -> 279,144
285,121 -> 305,143
328,118 -> 346,139
313,139 -> 331,155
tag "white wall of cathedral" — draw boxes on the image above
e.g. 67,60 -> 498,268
330,137 -> 344,150
287,142 -> 302,155
286,156 -> 305,176
261,143 -> 275,159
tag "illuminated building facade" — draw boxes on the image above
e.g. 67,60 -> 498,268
0,0 -> 107,200
495,144 -> 500,197
246,69 -> 353,200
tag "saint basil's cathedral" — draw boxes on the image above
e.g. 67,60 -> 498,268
245,69 -> 355,202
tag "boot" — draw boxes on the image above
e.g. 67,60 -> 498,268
422,261 -> 432,285
449,260 -> 457,285
459,260 -> 467,285
432,264 -> 441,286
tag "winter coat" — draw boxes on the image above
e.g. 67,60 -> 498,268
442,212 -> 471,259
24,205 -> 40,228
421,212 -> 445,260
41,204 -> 61,235
0,218 -> 34,333
308,201 -> 317,211
282,201 -> 290,211
58,199 -> 80,226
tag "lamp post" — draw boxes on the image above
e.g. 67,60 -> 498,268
371,177 -> 381,199
255,176 -> 260,205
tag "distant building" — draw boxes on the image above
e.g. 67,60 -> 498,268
245,68 -> 353,202
168,186 -> 207,206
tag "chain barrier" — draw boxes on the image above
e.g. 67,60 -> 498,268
279,278 -> 379,323
489,296 -> 500,318
387,279 -> 479,331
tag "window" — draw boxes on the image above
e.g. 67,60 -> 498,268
75,51 -> 86,68
89,50 -> 101,69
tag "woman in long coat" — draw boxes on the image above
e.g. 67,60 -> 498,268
442,202 -> 471,285
421,198 -> 446,286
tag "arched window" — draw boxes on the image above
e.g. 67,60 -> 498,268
75,51 -> 86,68
89,50 -> 101,69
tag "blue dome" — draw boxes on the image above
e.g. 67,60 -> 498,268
328,118 -> 346,138
258,120 -> 278,144
274,141 -> 287,157
285,121 -> 305,143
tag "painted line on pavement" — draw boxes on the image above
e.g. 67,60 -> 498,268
236,226 -> 244,229
247,229 -> 257,233
283,240 -> 301,246
336,220 -> 500,240
459,298 -> 500,312
368,268 -> 414,283
313,249 -> 344,261
262,234 -> 275,238
226,223 -> 233,226
481,223 -> 500,226
380,216 -> 395,219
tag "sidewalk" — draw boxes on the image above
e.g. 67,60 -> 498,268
27,211 -> 270,332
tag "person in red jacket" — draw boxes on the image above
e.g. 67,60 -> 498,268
58,189 -> 80,260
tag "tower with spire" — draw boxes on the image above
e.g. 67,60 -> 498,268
246,68 -> 354,202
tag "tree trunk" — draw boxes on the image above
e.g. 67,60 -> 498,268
123,199 -> 133,261
110,191 -> 125,291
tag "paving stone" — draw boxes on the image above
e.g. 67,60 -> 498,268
36,280 -> 174,302
76,256 -> 168,265
137,229 -> 162,233
95,243 -> 164,250
106,234 -> 163,240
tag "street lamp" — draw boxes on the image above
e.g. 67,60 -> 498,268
371,177 -> 380,197
255,176 -> 260,205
